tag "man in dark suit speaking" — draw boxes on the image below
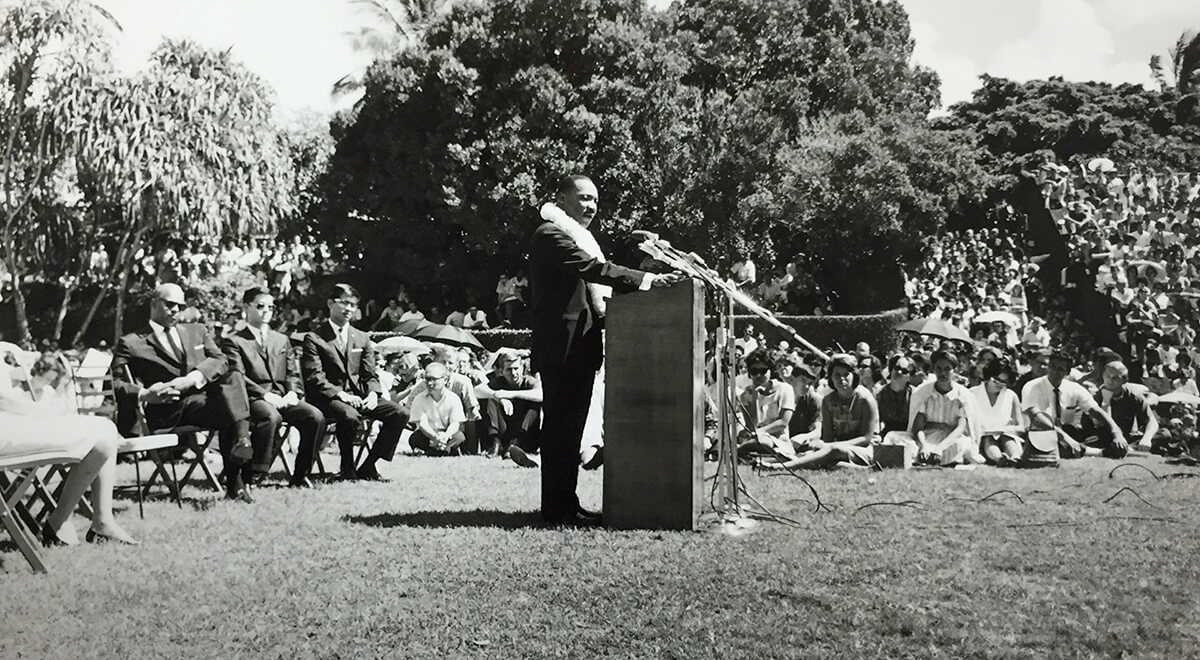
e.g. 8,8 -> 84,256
112,283 -> 257,502
529,174 -> 683,526
302,283 -> 406,481
223,287 -> 326,488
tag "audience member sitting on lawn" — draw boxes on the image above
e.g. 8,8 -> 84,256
112,283 -> 259,503
381,352 -> 421,405
399,345 -> 481,454
475,350 -> 542,465
1021,350 -> 1127,459
1092,361 -> 1160,453
407,362 -> 466,455
736,349 -> 795,459
970,357 -> 1025,466
759,353 -> 880,470
0,354 -> 137,546
1014,346 -> 1049,394
877,354 -> 914,437
887,350 -> 981,466
785,359 -> 821,451
223,288 -> 326,489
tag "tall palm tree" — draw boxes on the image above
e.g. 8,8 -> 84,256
332,0 -> 455,98
1149,30 -> 1200,94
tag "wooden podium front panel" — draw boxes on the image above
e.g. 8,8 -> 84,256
603,280 -> 703,530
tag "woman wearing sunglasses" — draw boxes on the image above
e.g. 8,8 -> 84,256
969,357 -> 1024,466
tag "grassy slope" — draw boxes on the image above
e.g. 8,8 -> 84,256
3,454 -> 1200,659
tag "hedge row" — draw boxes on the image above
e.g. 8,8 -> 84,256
369,308 -> 907,355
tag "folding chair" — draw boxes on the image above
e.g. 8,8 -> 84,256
271,421 -> 297,479
60,355 -> 184,519
0,451 -> 82,573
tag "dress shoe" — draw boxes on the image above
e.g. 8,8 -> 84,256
85,529 -> 140,545
289,477 -> 314,489
507,445 -> 538,468
41,525 -> 67,548
355,464 -> 386,482
545,510 -> 603,528
574,506 -> 603,523
225,488 -> 255,504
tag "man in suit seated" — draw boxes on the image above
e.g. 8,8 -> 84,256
302,283 -> 406,481
223,287 -> 326,488
112,283 -> 258,503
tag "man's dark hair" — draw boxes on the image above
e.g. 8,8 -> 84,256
744,349 -> 773,372
557,174 -> 592,195
908,352 -> 930,370
242,287 -> 270,305
930,350 -> 958,369
1092,346 -> 1121,366
327,282 -> 359,301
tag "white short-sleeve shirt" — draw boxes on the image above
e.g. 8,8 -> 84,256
1020,376 -> 1097,427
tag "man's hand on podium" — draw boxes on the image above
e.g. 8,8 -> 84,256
650,272 -> 687,287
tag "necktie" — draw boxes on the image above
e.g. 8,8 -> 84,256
257,329 -> 269,364
166,328 -> 185,364
1052,385 -> 1061,424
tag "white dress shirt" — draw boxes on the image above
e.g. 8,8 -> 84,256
148,320 -> 206,390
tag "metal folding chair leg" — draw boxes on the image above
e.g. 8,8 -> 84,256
176,431 -> 222,493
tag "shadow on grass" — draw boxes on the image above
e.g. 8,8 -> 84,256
345,509 -> 543,529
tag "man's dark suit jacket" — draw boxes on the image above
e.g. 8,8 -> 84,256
527,220 -> 649,374
301,322 -> 381,403
111,323 -> 240,436
222,326 -> 302,400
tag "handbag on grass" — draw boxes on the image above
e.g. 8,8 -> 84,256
1020,430 -> 1060,468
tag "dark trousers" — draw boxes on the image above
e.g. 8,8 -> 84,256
248,398 -> 325,482
480,398 -> 541,453
408,428 -> 466,455
313,398 -> 406,475
146,372 -> 252,493
538,365 -> 595,521
1061,422 -> 1129,459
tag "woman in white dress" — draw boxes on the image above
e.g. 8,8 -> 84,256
1,352 -> 137,546
969,357 -> 1024,466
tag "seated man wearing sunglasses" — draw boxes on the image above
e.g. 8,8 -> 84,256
223,287 -> 326,488
112,283 -> 257,502
736,349 -> 795,459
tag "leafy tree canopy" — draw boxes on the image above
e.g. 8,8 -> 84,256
315,0 -> 973,313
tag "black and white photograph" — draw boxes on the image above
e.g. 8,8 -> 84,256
2,0 -> 1199,656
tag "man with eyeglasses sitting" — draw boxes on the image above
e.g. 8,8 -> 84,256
112,283 -> 258,502
223,287 -> 326,488
735,349 -> 796,459
407,362 -> 467,455
301,283 -> 407,481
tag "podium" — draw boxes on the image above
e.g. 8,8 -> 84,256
603,279 -> 704,530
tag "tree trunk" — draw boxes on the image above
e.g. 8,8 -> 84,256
113,256 -> 134,345
9,275 -> 33,348
72,223 -> 140,346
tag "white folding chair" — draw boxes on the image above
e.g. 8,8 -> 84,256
0,451 -> 82,573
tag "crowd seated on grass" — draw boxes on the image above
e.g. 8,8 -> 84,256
734,335 -> 1198,472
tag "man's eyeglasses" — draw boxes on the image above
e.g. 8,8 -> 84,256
748,367 -> 768,376
892,368 -> 912,376
333,299 -> 359,308
160,300 -> 184,310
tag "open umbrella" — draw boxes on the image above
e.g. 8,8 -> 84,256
1157,389 -> 1200,406
394,318 -> 434,336
974,311 -> 1021,327
375,335 -> 431,355
896,317 -> 972,343
1087,157 -> 1115,173
411,323 -> 484,350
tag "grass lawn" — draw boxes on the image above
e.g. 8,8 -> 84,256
3,448 -> 1200,659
